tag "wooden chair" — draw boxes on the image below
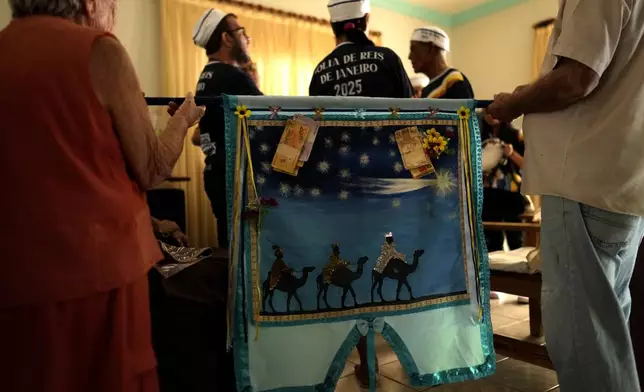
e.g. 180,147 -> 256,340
484,221 -> 553,369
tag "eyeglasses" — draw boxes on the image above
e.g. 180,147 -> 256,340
227,27 -> 249,40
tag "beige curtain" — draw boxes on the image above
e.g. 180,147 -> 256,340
159,0 -> 336,247
370,32 -> 382,46
532,22 -> 554,80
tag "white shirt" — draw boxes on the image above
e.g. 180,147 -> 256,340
522,0 -> 644,216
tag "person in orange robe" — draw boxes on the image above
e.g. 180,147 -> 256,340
0,1 -> 205,391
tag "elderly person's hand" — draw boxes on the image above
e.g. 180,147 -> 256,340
154,219 -> 190,247
167,93 -> 205,125
486,93 -> 522,123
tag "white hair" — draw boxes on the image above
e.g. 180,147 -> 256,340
9,0 -> 84,19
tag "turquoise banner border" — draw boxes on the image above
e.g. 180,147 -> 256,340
223,95 -> 495,391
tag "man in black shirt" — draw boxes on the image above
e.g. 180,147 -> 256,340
192,8 -> 262,249
309,0 -> 412,98
408,26 -> 474,99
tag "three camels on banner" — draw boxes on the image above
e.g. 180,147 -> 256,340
261,242 -> 425,314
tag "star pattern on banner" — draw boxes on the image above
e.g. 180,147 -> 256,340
293,185 -> 305,197
317,160 -> 331,174
339,168 -> 352,180
246,122 -> 460,209
434,170 -> 457,197
280,183 -> 291,197
359,153 -> 370,168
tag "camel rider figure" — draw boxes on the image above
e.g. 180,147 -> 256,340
269,245 -> 294,290
375,232 -> 405,273
323,244 -> 349,284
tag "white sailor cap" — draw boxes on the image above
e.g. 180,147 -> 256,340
328,0 -> 371,23
411,26 -> 450,52
193,8 -> 230,48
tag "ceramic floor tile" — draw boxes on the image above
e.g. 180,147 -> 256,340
379,361 -> 424,391
491,299 -> 530,322
430,379 -> 521,392
495,320 -> 544,345
346,335 -> 399,366
487,358 -> 558,392
335,374 -> 415,392
341,361 -> 357,378
491,313 -> 522,331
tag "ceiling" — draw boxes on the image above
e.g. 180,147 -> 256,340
370,0 -> 529,26
405,0 -> 490,14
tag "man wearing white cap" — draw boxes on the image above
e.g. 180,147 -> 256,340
192,9 -> 262,250
309,0 -> 412,98
409,27 -> 474,99
487,0 -> 644,390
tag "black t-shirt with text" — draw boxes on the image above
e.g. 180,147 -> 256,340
196,62 -> 262,169
309,43 -> 413,98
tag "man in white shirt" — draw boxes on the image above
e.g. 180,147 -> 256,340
488,1 -> 644,390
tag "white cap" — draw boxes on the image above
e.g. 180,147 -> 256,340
411,26 -> 450,52
328,0 -> 371,23
193,8 -> 230,48
410,75 -> 430,88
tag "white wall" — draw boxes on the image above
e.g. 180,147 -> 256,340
114,0 -> 161,96
0,0 -> 161,95
451,0 -> 559,100
0,2 -> 9,27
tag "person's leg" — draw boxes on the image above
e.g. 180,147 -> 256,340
355,337 -> 379,387
630,241 -> 644,391
482,188 -> 505,251
204,169 -> 229,249
540,196 -> 643,392
501,191 -> 526,251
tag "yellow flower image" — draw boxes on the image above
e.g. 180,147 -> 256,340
422,128 -> 450,159
458,106 -> 470,120
235,105 -> 251,118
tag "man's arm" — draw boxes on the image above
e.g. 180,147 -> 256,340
488,0 -> 630,121
513,58 -> 600,114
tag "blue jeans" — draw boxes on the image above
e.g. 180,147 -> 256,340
540,196 -> 644,392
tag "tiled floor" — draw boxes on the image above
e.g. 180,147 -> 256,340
335,294 -> 559,392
